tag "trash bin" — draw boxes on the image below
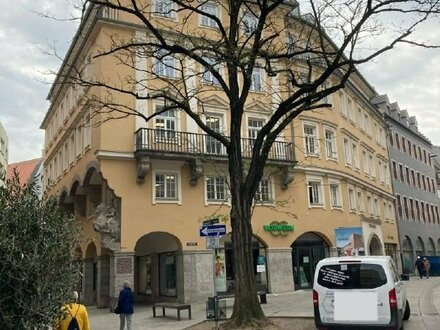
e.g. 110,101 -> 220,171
206,296 -> 226,320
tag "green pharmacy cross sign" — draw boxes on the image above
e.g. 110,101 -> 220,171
263,221 -> 294,235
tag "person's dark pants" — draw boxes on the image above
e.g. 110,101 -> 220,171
417,268 -> 423,278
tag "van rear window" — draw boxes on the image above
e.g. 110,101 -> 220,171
317,263 -> 387,289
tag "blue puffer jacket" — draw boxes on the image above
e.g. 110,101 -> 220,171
118,287 -> 134,314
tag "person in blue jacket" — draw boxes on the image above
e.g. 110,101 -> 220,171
117,280 -> 134,330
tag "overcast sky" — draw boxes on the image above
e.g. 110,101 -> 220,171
1,1 -> 439,163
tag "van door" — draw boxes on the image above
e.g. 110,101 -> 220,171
390,260 -> 405,311
315,262 -> 391,325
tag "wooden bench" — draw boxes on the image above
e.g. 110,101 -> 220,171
152,302 -> 191,321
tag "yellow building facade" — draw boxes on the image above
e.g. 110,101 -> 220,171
41,2 -> 400,307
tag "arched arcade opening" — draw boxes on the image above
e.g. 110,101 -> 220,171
291,232 -> 330,289
134,232 -> 182,303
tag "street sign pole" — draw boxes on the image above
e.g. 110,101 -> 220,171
201,224 -> 224,330
213,247 -> 218,330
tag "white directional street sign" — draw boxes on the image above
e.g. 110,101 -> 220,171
199,224 -> 226,237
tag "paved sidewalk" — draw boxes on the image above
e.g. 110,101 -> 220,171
88,276 -> 440,329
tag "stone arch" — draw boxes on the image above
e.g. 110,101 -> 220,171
134,232 -> 182,302
291,231 -> 330,289
83,242 -> 98,306
219,232 -> 268,293
85,242 -> 97,259
427,238 -> 436,256
415,236 -> 425,256
368,234 -> 383,255
401,236 -> 414,274
82,163 -> 101,187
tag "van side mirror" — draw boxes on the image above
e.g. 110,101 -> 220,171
400,274 -> 410,281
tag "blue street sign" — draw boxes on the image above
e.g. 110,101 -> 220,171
199,224 -> 226,237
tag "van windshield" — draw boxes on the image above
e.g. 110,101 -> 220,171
317,263 -> 387,289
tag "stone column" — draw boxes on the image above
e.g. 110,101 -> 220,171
96,255 -> 110,308
109,251 -> 135,311
83,258 -> 96,306
181,250 -> 213,303
266,248 -> 295,293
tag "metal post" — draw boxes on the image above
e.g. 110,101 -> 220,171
213,248 -> 219,330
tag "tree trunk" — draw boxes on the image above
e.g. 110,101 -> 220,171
226,133 -> 266,327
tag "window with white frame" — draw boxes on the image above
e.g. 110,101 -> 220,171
57,151 -> 62,177
367,195 -> 373,216
242,11 -> 258,35
325,128 -> 337,159
54,156 -> 58,178
63,143 -> 68,171
330,183 -> 342,208
155,172 -> 178,200
153,0 -> 175,18
155,106 -> 177,141
378,160 -> 384,183
308,179 -> 323,206
153,51 -> 176,77
388,202 -> 394,222
202,56 -> 220,84
200,2 -> 219,27
320,82 -> 331,104
83,111 -> 91,149
364,113 -> 370,134
357,191 -> 364,214
286,32 -> 296,54
384,163 -> 389,185
343,137 -> 351,166
304,123 -> 319,155
255,178 -> 273,203
373,197 -> 379,218
351,141 -> 359,169
205,114 -> 224,154
206,176 -> 227,202
250,67 -> 263,91
339,91 -> 347,117
69,133 -> 75,165
369,153 -> 375,178
347,98 -> 354,121
76,126 -> 82,157
358,108 -> 364,129
348,187 -> 356,211
248,118 -> 264,148
376,124 -> 382,145
362,150 -> 369,175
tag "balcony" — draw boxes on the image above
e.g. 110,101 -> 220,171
135,128 -> 294,164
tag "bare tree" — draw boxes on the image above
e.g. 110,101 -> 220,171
51,0 -> 439,327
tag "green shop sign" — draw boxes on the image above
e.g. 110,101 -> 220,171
263,221 -> 294,235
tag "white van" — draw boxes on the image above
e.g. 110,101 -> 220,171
313,256 -> 410,330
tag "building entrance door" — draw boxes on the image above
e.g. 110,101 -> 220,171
291,232 -> 329,290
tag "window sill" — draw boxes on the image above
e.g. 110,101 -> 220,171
152,13 -> 178,21
154,199 -> 181,205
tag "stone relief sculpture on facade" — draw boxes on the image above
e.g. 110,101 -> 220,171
93,200 -> 120,251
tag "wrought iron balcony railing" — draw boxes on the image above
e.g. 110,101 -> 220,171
135,128 -> 294,162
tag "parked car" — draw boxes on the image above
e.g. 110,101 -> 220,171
313,256 -> 410,330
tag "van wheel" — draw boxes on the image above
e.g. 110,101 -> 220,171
403,300 -> 411,320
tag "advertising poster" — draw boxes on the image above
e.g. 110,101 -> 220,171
215,249 -> 227,292
335,227 -> 365,256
